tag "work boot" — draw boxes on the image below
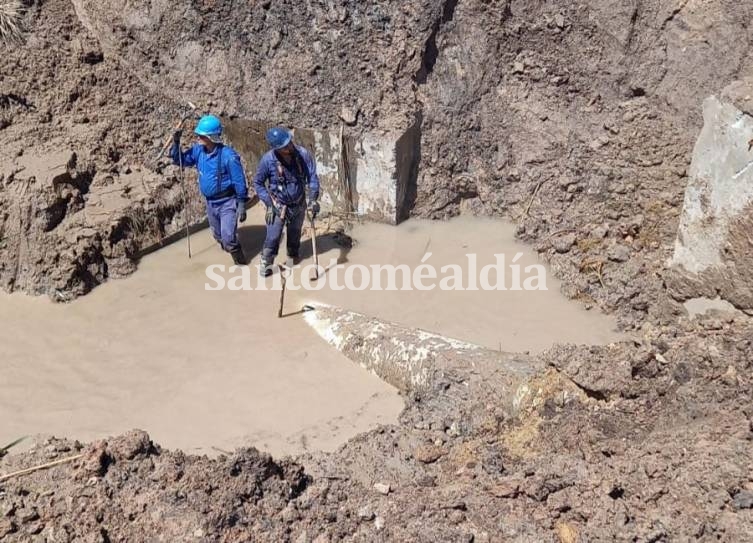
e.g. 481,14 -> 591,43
230,247 -> 247,266
259,257 -> 273,277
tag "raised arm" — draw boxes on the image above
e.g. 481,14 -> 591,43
170,140 -> 198,168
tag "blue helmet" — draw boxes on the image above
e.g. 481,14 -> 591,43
266,126 -> 292,150
195,115 -> 223,140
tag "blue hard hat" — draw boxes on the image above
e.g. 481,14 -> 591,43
195,115 -> 223,138
266,126 -> 292,150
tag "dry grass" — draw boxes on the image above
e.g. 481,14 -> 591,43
579,256 -> 606,288
0,1 -> 24,45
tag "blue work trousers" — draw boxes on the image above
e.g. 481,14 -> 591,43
206,197 -> 240,252
263,203 -> 305,259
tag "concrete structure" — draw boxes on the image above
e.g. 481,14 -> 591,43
668,78 -> 753,311
223,118 -> 419,225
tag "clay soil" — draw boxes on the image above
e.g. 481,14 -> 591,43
1,0 -> 752,541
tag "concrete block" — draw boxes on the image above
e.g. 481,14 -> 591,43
668,81 -> 753,310
223,118 -> 419,225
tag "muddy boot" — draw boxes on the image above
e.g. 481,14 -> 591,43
230,247 -> 247,266
259,256 -> 273,277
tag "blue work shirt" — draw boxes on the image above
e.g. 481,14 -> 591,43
253,145 -> 320,208
170,142 -> 248,201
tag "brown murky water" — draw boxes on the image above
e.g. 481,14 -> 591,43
288,214 -> 625,353
1,206 -> 624,457
0,206 -> 403,457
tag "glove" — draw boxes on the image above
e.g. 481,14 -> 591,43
173,129 -> 182,145
265,205 -> 275,225
308,200 -> 320,219
237,204 -> 247,224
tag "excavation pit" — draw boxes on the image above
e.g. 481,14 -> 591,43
2,207 -> 626,458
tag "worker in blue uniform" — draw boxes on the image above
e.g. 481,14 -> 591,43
253,127 -> 320,276
171,114 -> 250,265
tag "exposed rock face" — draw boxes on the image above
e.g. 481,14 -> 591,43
668,79 -> 753,311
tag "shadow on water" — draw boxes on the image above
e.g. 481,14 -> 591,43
298,231 -> 353,269
236,222 -> 353,271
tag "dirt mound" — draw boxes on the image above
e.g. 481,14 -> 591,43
0,0 -> 203,300
0,430 -> 308,541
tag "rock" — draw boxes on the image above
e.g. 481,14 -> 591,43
722,365 -> 739,386
339,107 -> 359,126
591,224 -> 610,238
553,233 -> 577,253
447,421 -> 462,437
558,176 -> 577,188
491,480 -> 520,498
554,14 -> 566,29
313,534 -> 330,543
374,483 -> 391,495
374,516 -> 385,531
733,490 -> 753,510
107,430 -> 154,461
512,61 -> 525,74
417,475 -> 437,487
556,521 -> 579,543
414,444 -> 446,464
608,244 -> 631,262
357,506 -> 375,521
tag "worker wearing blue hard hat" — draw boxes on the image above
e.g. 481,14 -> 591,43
171,114 -> 250,265
253,126 -> 320,276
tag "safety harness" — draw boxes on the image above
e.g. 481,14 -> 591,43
272,147 -> 309,207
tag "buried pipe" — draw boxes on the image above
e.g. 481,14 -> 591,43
302,302 -> 544,417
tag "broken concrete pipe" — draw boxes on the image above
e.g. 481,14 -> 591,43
302,302 -> 542,417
